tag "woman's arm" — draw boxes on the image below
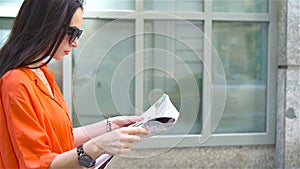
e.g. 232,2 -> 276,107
73,120 -> 106,147
49,127 -> 149,169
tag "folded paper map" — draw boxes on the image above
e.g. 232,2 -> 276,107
130,93 -> 180,138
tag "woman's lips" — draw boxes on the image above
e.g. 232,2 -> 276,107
64,50 -> 71,55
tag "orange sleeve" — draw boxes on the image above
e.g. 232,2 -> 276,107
1,81 -> 58,169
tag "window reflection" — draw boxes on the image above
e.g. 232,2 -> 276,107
84,0 -> 134,10
213,0 -> 268,13
0,18 -> 13,47
145,0 -> 203,11
144,20 -> 203,134
72,19 -> 135,126
212,22 -> 268,133
0,0 -> 22,7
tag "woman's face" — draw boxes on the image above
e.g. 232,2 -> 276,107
53,8 -> 83,60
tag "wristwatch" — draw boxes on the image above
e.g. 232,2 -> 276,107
77,144 -> 96,168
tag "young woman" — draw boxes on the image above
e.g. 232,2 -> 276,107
0,0 -> 149,168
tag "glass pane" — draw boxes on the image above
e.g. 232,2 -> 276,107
0,18 -> 13,47
0,0 -> 22,7
72,19 -> 135,126
0,29 -> 9,48
213,0 -> 268,13
85,0 -> 134,10
212,22 -> 268,133
145,0 -> 203,11
144,20 -> 203,135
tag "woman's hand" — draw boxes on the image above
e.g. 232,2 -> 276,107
109,116 -> 143,130
85,127 -> 149,158
73,116 -> 144,147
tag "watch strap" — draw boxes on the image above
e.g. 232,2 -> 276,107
77,144 -> 96,168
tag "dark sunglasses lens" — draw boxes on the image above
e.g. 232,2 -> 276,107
70,29 -> 78,43
68,27 -> 83,43
77,30 -> 83,39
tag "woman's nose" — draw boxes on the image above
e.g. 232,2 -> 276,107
71,38 -> 79,48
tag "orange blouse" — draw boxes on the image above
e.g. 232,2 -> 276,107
0,66 -> 74,169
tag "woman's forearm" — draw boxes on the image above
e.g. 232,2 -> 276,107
73,120 -> 107,147
49,141 -> 104,169
48,148 -> 81,169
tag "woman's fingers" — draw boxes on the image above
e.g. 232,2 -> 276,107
121,126 -> 149,135
124,116 -> 144,122
111,116 -> 144,128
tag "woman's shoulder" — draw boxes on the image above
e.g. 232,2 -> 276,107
0,68 -> 33,88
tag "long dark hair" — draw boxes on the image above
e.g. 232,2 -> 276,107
0,0 -> 83,77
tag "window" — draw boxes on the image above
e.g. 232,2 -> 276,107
0,0 -> 278,147
72,0 -> 278,147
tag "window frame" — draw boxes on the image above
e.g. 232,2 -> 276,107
78,0 -> 277,147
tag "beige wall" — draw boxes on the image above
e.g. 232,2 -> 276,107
107,146 -> 274,169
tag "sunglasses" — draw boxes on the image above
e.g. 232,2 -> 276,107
76,0 -> 85,5
67,26 -> 83,43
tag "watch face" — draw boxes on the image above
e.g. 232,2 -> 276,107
78,155 -> 94,167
